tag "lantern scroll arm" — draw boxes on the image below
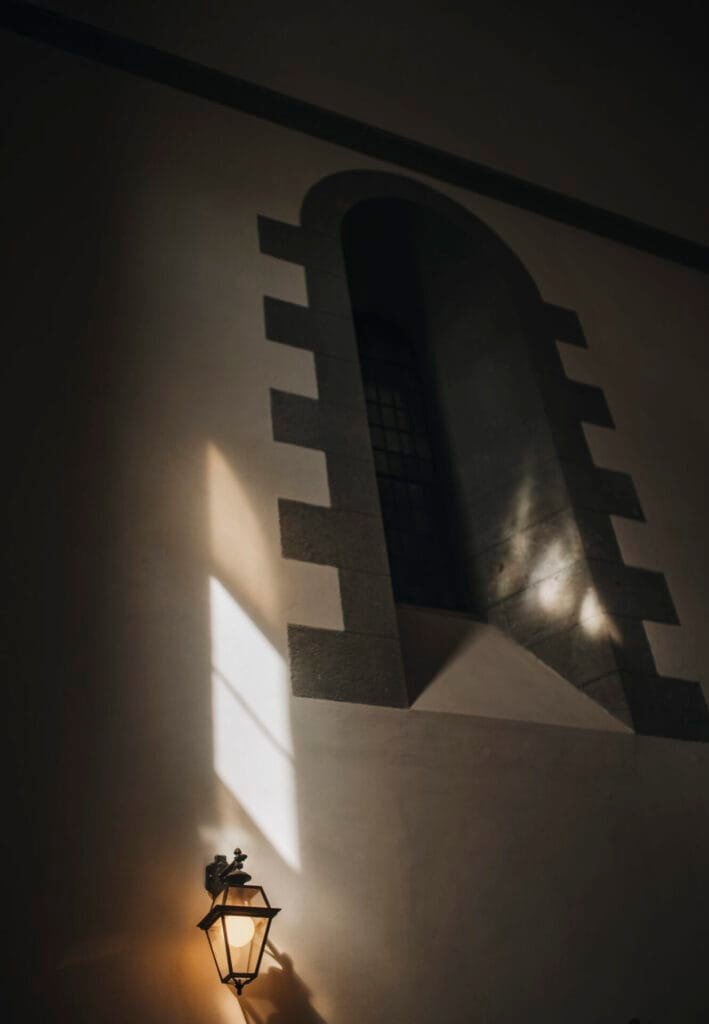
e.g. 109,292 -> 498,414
204,848 -> 252,897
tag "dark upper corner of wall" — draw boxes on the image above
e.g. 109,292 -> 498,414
3,1 -> 708,273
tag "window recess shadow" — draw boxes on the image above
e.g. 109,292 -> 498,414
396,601 -> 485,705
397,602 -> 632,732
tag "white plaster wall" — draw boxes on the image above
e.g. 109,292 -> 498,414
5,32 -> 709,1024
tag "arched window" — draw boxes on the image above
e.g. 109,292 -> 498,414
264,170 -> 709,738
342,198 -> 467,611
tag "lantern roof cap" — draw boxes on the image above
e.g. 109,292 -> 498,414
223,848 -> 252,885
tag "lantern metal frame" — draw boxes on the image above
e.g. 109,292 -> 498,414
197,848 -> 280,995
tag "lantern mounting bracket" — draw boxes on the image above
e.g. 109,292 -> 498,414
205,848 -> 252,897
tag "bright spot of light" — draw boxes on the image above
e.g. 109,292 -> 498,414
579,587 -> 604,630
534,541 -> 576,614
210,575 -> 300,872
538,573 -> 571,612
511,530 -> 531,560
534,540 -> 566,580
510,476 -> 532,532
207,442 -> 278,628
579,587 -> 621,642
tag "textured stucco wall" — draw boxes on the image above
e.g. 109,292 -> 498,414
5,30 -> 709,1024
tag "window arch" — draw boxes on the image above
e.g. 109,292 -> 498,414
261,170 -> 709,740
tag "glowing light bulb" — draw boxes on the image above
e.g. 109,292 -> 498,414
226,916 -> 255,950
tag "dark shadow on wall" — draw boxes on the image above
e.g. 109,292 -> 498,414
238,943 -> 328,1024
395,601 -> 487,704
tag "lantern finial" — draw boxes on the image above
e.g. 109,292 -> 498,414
232,848 -> 248,872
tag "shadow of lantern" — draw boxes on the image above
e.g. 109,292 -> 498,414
238,943 -> 328,1024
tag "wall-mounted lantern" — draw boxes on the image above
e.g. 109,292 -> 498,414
198,848 -> 280,995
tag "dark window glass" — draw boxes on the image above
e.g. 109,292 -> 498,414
355,315 -> 462,610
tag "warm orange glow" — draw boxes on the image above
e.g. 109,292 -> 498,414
207,441 -> 279,627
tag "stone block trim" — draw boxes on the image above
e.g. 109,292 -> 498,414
540,376 -> 615,429
525,302 -> 705,738
482,294 -> 698,739
338,569 -> 400,637
304,268 -> 353,318
544,302 -> 588,348
260,176 -> 708,739
463,459 -> 642,559
581,673 -> 634,728
258,215 -> 341,271
279,499 -> 389,574
325,453 -> 381,515
263,211 -> 407,709
485,557 -> 678,642
263,296 -> 358,361
271,389 -> 371,459
313,352 -> 367,412
529,615 -> 657,689
584,673 -> 709,742
288,625 -> 407,706
562,463 -> 645,520
591,562 -> 678,625
474,507 -> 624,608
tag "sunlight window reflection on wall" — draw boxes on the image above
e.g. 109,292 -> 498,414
210,576 -> 300,871
579,586 -> 621,642
207,442 -> 300,872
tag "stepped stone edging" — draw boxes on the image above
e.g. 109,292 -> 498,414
259,174 -> 708,741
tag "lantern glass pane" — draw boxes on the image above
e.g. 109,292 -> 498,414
206,918 -> 230,980
227,915 -> 269,976
224,885 -> 268,909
